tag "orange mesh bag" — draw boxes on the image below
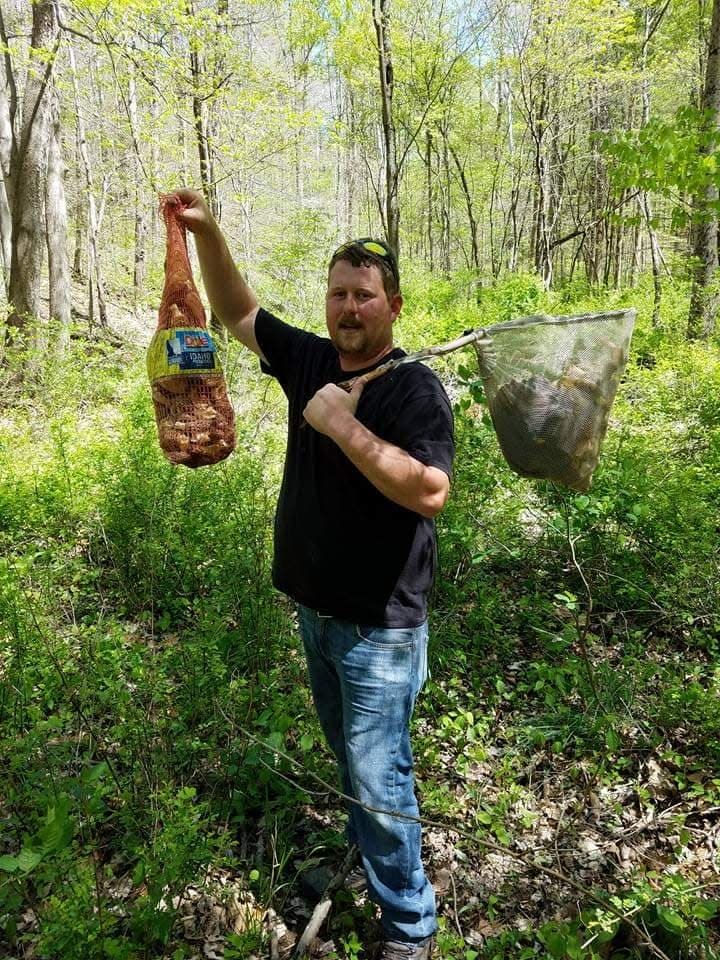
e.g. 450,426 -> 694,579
147,195 -> 235,467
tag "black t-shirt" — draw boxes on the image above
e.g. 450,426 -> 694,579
255,307 -> 455,627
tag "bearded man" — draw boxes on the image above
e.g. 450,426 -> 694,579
176,189 -> 454,959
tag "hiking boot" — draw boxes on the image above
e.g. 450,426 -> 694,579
345,863 -> 367,893
379,937 -> 433,959
299,860 -> 367,900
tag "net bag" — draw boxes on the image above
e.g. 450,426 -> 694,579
147,196 -> 236,468
474,309 -> 635,492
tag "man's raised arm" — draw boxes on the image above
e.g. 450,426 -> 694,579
174,188 -> 266,362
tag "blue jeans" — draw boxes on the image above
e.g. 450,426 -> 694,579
297,604 -> 437,943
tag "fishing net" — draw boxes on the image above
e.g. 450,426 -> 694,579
473,309 -> 636,492
147,195 -> 235,468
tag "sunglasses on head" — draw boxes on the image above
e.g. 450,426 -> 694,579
332,238 -> 399,281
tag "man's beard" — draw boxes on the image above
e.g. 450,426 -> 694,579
335,318 -> 370,356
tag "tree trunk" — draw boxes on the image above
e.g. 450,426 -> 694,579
688,0 -> 720,338
642,194 -> 663,326
488,78 -> 505,278
72,136 -> 84,280
7,0 -> 59,328
448,139 -> 479,274
505,79 -> 522,273
127,70 -> 147,304
341,79 -> 355,237
187,0 -> 223,331
372,0 -> 399,256
425,127 -> 433,270
68,42 -> 108,331
521,56 -> 553,288
0,27 -> 14,293
187,0 -> 220,223
45,91 -> 71,338
639,8 -> 663,325
150,95 -> 161,246
440,119 -> 451,273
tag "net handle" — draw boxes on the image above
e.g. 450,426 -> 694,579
339,308 -> 636,392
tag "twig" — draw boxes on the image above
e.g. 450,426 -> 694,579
293,844 -> 358,958
581,901 -> 645,950
561,495 -> 601,706
449,869 -> 463,939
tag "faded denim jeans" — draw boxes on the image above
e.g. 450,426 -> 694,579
297,604 -> 437,944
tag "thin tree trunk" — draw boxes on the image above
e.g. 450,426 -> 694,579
187,1 -> 219,222
72,136 -> 84,279
441,121 -> 451,273
7,0 -> 59,328
187,0 -> 222,331
68,43 -> 107,331
521,55 -> 553,288
425,127 -> 433,270
688,0 -> 720,338
372,0 -> 399,255
128,70 -> 147,304
488,78 -> 504,278
0,35 -> 14,293
45,91 -> 71,339
150,95 -> 161,247
505,79 -> 522,273
640,8 -> 663,326
448,140 -> 479,274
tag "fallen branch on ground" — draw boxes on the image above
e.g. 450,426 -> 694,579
293,844 -> 359,958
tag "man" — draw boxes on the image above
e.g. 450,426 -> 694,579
175,189 -> 454,959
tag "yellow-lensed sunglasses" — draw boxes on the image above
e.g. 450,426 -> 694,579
331,238 -> 399,282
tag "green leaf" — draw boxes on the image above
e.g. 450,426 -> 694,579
540,929 -> 568,957
691,899 -> 718,920
81,761 -> 109,785
300,733 -> 314,751
16,848 -> 43,873
38,797 -> 73,854
594,921 -> 619,943
0,855 -> 19,873
656,905 -> 685,933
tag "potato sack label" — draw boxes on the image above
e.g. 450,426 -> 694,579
147,328 -> 219,381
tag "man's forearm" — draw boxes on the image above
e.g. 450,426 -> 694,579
330,413 -> 449,519
193,224 -> 258,332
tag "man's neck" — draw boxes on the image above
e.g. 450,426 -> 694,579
338,343 -> 395,372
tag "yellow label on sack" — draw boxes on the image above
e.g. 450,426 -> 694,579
147,328 -> 219,382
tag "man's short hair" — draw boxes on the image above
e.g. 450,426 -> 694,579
328,238 -> 400,300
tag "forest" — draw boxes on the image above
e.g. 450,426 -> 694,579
0,0 -> 719,958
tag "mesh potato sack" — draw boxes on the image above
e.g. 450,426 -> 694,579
147,196 -> 235,467
474,309 -> 635,492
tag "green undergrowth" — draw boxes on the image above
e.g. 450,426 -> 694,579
1,278 -> 719,958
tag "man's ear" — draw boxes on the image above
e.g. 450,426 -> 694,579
390,294 -> 403,322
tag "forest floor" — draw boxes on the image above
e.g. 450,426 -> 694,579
162,640 -> 720,960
